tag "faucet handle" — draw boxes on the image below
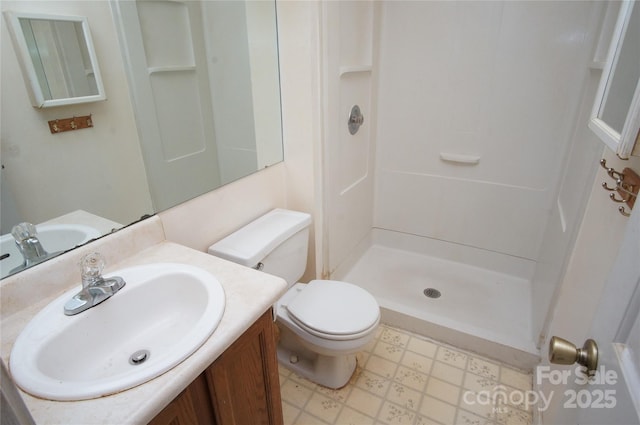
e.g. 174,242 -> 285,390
80,252 -> 105,287
11,222 -> 38,242
11,223 -> 49,267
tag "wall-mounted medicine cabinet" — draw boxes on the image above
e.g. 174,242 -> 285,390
4,11 -> 106,108
589,0 -> 640,159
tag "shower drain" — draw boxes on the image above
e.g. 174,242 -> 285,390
423,288 -> 441,299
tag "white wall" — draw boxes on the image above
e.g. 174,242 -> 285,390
373,1 -> 597,260
0,0 -> 153,229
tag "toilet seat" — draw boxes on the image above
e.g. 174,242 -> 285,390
286,280 -> 380,341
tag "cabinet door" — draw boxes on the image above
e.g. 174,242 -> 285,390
206,310 -> 283,425
149,373 -> 216,425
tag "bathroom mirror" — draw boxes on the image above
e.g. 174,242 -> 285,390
111,0 -> 283,211
3,11 -> 106,108
589,0 -> 640,159
0,0 -> 283,279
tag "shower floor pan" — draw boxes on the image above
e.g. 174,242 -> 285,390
336,236 -> 539,369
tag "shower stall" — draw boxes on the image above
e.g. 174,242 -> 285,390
320,1 -> 613,369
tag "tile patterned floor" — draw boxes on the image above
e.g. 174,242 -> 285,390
279,324 -> 533,425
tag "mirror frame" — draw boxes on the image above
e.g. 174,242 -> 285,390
4,11 -> 106,108
589,0 -> 640,159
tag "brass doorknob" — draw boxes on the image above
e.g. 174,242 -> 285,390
549,336 -> 598,375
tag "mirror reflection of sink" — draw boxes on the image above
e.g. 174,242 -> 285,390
0,224 -> 102,278
9,263 -> 225,401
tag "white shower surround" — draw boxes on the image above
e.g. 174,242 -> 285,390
323,1 -> 606,368
373,1 -> 594,261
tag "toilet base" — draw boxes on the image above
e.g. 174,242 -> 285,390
276,324 -> 357,389
277,345 -> 356,389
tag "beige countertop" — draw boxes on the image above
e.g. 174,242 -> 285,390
1,234 -> 287,424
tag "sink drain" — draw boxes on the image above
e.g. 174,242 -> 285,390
129,349 -> 150,365
423,288 -> 441,299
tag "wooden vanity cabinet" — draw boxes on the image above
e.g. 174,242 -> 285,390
149,310 -> 283,425
149,373 -> 215,424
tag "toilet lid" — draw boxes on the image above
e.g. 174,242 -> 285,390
286,280 -> 380,338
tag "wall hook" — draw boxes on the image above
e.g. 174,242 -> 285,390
600,159 -> 639,218
600,159 -> 625,180
608,168 -> 624,180
610,193 -> 626,203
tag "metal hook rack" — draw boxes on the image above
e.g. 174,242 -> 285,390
600,159 -> 639,217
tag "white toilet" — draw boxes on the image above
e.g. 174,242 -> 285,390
208,209 -> 380,388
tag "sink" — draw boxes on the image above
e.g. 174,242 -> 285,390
9,262 -> 225,401
0,224 -> 102,278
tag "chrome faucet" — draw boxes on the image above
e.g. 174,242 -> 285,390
10,223 -> 57,274
64,252 -> 126,316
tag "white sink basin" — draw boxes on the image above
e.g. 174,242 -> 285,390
9,263 -> 225,401
0,224 -> 102,278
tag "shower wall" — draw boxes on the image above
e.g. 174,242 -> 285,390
374,2 -> 598,261
323,1 -> 378,277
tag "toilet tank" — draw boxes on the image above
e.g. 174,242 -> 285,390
208,209 -> 312,286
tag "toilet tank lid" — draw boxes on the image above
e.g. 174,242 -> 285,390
207,209 -> 311,267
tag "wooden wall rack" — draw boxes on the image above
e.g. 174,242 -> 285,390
48,115 -> 93,134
